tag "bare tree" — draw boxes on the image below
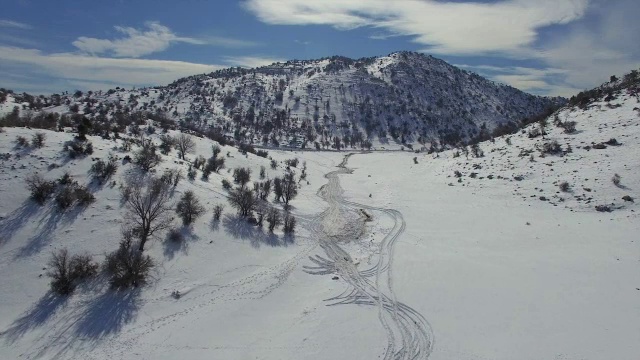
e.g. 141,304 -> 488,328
233,167 -> 251,188
266,207 -> 281,232
135,139 -> 162,172
104,229 -> 154,288
253,179 -> 272,201
228,187 -> 256,217
281,171 -> 298,206
273,177 -> 283,202
283,213 -> 296,234
176,190 -> 205,225
174,133 -> 195,160
125,178 -> 174,251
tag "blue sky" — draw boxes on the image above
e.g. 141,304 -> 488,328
1,0 -> 638,97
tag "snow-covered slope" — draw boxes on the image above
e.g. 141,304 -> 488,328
438,89 -> 640,213
0,52 -> 562,149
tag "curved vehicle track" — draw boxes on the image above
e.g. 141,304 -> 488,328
303,154 -> 434,360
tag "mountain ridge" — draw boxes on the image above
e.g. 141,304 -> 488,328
3,51 -> 565,149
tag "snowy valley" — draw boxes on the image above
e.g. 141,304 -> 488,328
0,60 -> 639,360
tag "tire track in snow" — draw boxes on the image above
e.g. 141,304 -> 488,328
303,153 -> 434,360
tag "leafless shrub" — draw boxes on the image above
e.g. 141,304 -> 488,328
32,132 -> 46,148
612,173 -> 621,186
176,190 -> 205,225
15,135 -> 29,147
25,173 -> 56,204
228,187 -> 256,217
104,230 -> 154,288
213,204 -> 224,221
89,155 -> 118,183
47,249 -> 98,295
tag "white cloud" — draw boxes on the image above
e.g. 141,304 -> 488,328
537,0 -> 640,91
243,0 -> 589,55
72,21 -> 203,58
222,56 -> 285,68
456,64 -> 579,96
0,19 -> 32,30
0,45 -> 222,93
71,22 -> 257,58
199,35 -> 259,48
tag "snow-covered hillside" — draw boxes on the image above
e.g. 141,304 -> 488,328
437,89 -> 640,214
0,52 -> 562,150
0,68 -> 638,360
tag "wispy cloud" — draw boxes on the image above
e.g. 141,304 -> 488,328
198,35 -> 259,48
0,19 -> 32,30
0,45 -> 222,93
222,55 -> 285,68
456,64 -> 578,96
243,0 -> 589,56
72,21 -> 202,58
72,21 -> 257,58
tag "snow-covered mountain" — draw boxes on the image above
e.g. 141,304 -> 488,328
1,52 -> 563,149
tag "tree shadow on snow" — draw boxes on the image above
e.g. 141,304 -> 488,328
13,203 -> 85,258
0,200 -> 41,246
222,214 -> 290,248
209,217 -> 220,232
74,288 -> 141,339
0,291 -> 67,344
163,226 -> 200,259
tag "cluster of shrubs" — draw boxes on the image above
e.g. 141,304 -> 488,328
47,249 -> 98,295
63,139 -> 93,158
192,145 -> 225,180
14,132 -> 47,148
48,229 -> 156,295
222,166 -> 298,233
26,172 -> 94,208
538,140 -> 564,156
89,155 -> 118,183
238,142 -> 268,158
